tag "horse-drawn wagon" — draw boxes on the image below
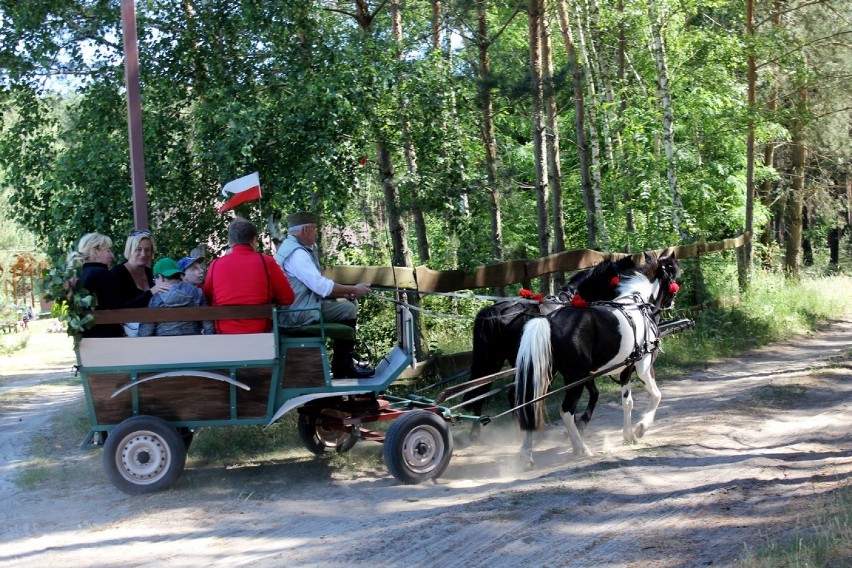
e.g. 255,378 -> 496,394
77,303 -> 460,493
77,253 -> 693,494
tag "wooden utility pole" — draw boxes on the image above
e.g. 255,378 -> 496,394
121,0 -> 149,230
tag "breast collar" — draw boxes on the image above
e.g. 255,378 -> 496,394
589,295 -> 659,362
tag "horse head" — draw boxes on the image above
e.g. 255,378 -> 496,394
646,252 -> 681,312
564,256 -> 637,307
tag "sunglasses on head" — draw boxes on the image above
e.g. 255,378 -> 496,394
130,229 -> 152,237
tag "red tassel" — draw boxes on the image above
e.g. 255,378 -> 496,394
609,276 -> 620,287
571,295 -> 588,308
669,282 -> 680,294
520,289 -> 533,298
532,294 -> 543,301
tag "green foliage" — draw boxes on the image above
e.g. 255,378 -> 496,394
41,258 -> 95,343
0,0 -> 848,276
656,257 -> 852,374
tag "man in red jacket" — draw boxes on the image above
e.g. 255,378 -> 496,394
203,218 -> 295,334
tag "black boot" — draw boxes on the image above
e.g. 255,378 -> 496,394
332,337 -> 374,378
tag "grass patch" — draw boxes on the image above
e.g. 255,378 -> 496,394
656,268 -> 852,377
15,398 -> 99,491
744,383 -> 808,409
740,484 -> 852,567
0,331 -> 29,355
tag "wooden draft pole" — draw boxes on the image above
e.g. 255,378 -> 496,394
121,0 -> 149,230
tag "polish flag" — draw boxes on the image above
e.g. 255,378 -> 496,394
217,172 -> 261,215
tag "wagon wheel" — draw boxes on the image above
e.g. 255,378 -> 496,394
103,415 -> 186,495
298,408 -> 358,454
383,410 -> 453,485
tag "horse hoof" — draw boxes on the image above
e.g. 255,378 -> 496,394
634,424 -> 646,439
470,424 -> 482,444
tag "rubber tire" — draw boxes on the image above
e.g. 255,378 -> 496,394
297,409 -> 358,454
383,410 -> 453,484
103,415 -> 187,495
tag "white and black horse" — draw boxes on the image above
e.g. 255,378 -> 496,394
514,253 -> 681,466
463,257 -> 639,441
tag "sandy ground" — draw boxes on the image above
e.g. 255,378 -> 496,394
0,317 -> 850,567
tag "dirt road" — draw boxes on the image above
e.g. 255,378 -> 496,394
1,317 -> 850,567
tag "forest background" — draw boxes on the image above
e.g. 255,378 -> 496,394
0,0 -> 849,326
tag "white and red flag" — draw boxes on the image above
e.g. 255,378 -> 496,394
216,172 -> 261,215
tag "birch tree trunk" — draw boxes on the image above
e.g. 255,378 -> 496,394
648,0 -> 685,238
391,0 -> 429,264
557,0 -> 599,249
541,0 -> 565,288
584,0 -> 616,166
741,0 -> 756,289
616,0 -> 635,241
571,0 -> 608,247
759,0 -> 783,269
386,0 -> 428,357
529,0 -> 551,294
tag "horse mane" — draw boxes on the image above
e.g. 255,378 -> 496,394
636,252 -> 660,281
613,272 -> 653,301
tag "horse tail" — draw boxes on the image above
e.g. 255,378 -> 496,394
515,317 -> 553,432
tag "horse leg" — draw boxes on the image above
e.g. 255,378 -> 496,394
466,360 -> 505,443
617,366 -> 636,443
574,380 -> 599,433
520,430 -> 535,468
559,387 -> 593,457
633,356 -> 661,439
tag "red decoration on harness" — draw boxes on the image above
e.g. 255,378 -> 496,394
571,295 -> 588,308
669,282 -> 680,294
609,276 -> 620,287
519,289 -> 543,301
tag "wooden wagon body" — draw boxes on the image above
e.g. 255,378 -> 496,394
77,304 -> 417,493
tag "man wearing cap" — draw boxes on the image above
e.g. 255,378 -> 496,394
178,254 -> 206,286
138,258 -> 215,337
275,211 -> 373,378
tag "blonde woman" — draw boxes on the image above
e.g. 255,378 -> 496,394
111,230 -> 171,335
68,232 -> 124,338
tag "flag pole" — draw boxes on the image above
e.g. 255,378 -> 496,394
121,0 -> 148,230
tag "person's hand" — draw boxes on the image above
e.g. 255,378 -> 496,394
352,283 -> 371,298
151,281 -> 173,295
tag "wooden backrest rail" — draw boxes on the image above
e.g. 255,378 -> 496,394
90,304 -> 275,325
